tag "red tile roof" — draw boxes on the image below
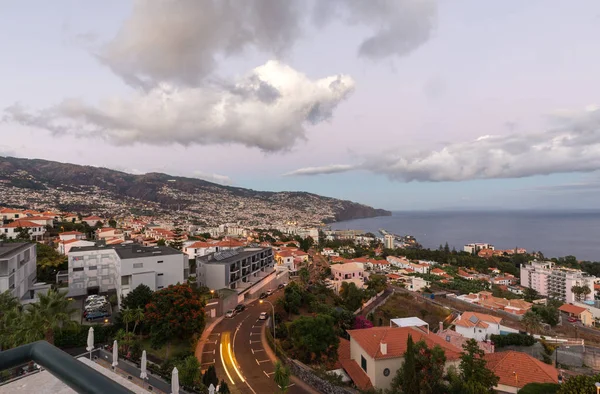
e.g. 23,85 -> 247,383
1,220 -> 41,228
558,304 -> 588,315
347,327 -> 461,361
484,351 -> 558,387
340,359 -> 373,391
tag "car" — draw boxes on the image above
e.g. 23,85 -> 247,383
568,317 -> 578,323
265,289 -> 274,296
277,284 -> 285,290
225,309 -> 236,318
234,304 -> 245,313
259,292 -> 267,299
259,312 -> 268,320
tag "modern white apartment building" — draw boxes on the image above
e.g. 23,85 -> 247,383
68,244 -> 187,305
0,242 -> 50,302
520,260 -> 595,303
384,235 -> 394,249
196,247 -> 274,291
464,243 -> 494,254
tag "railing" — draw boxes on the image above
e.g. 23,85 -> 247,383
0,341 -> 133,394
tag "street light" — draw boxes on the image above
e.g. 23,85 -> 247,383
259,299 -> 276,354
595,382 -> 600,394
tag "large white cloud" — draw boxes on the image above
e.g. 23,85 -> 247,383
5,61 -> 355,151
285,106 -> 600,181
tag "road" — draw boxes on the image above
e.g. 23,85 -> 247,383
200,290 -> 307,394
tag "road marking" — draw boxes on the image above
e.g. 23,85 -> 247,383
250,332 -> 260,336
263,371 -> 271,378
251,349 -> 264,354
256,359 -> 270,364
219,340 -> 235,386
201,360 -> 215,366
265,371 -> 275,376
203,350 -> 215,354
250,340 -> 261,344
208,340 -> 218,345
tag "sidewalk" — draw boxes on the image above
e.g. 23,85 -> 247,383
195,316 -> 224,361
260,322 -> 321,394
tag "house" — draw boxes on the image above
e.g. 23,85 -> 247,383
452,312 -> 503,341
491,276 -> 517,286
275,250 -> 296,274
408,277 -> 430,292
59,231 -> 86,242
484,351 -> 558,393
558,304 -> 594,327
62,213 -> 79,223
458,270 -> 475,280
455,291 -> 533,315
82,216 -> 104,226
328,262 -> 367,293
409,262 -> 430,274
435,322 -> 495,353
0,242 -> 51,303
68,244 -> 187,305
342,326 -> 462,391
25,216 -> 55,227
464,243 -> 494,254
58,239 -> 96,255
0,208 -> 24,221
386,256 -> 411,269
0,220 -> 46,241
365,260 -> 391,271
321,248 -> 339,257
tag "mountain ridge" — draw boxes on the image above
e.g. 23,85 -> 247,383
0,156 -> 391,225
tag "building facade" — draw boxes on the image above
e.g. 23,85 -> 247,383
196,247 -> 274,291
520,261 -> 595,303
383,235 -> 394,249
0,242 -> 49,302
464,243 -> 494,254
68,244 -> 187,305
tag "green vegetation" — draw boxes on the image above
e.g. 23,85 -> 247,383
557,373 -> 600,393
519,382 -> 560,394
286,314 -> 339,365
451,339 -> 500,393
522,311 -> 543,334
490,333 -> 535,348
539,337 -> 558,365
372,292 -> 450,327
274,361 -> 291,393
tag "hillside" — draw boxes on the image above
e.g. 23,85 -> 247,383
0,156 -> 390,226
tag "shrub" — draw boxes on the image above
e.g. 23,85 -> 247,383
490,333 -> 535,348
55,324 -> 116,348
519,382 -> 560,394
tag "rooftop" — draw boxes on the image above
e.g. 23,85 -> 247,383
484,351 -> 558,387
70,244 -> 182,259
0,242 -> 33,259
202,247 -> 270,264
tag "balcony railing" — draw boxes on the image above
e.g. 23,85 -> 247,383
0,341 -> 133,394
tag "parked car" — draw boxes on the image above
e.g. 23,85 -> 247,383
266,289 -> 274,296
568,317 -> 578,323
234,304 -> 245,313
259,312 -> 268,320
259,293 -> 267,299
86,311 -> 110,321
277,284 -> 285,289
225,309 -> 237,318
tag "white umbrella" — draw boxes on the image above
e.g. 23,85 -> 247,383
171,367 -> 179,394
112,340 -> 118,369
140,350 -> 147,380
85,327 -> 94,359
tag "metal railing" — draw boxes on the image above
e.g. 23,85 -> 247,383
0,341 -> 133,394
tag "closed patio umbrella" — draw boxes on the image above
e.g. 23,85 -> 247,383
112,340 -> 118,369
140,350 -> 147,380
171,367 -> 179,393
85,327 -> 94,360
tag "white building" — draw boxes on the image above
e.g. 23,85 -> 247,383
0,242 -> 50,302
59,231 -> 86,242
452,311 -> 518,341
384,235 -> 394,249
58,239 -> 96,255
408,277 -> 430,292
0,220 -> 46,241
196,247 -> 274,291
520,260 -> 596,303
68,244 -> 187,305
464,243 -> 494,254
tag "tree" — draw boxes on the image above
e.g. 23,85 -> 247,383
145,284 -> 205,358
15,226 -> 31,240
523,287 -> 539,302
352,315 -> 373,329
0,291 -> 21,350
298,267 -> 310,285
177,355 -> 202,388
157,239 -> 166,246
36,242 -> 68,283
108,219 -> 117,228
19,288 -> 77,345
202,365 -> 218,388
131,307 -> 145,334
535,305 -> 559,327
274,361 -> 291,393
278,282 -> 303,316
539,338 -> 558,365
458,339 -> 499,393
169,228 -> 185,251
121,284 -> 153,310
393,334 -> 420,394
522,311 -> 543,334
340,282 -> 366,312
122,308 -> 135,333
218,380 -> 230,394
365,274 -> 387,294
557,373 -> 600,394
414,341 -> 447,394
288,314 -> 339,364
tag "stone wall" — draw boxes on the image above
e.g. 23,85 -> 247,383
287,360 -> 359,394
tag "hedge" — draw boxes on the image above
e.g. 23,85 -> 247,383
55,325 -> 117,348
518,382 -> 560,394
490,333 -> 535,348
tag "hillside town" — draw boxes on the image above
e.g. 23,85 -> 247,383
2,205 -> 600,393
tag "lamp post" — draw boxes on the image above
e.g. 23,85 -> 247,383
260,299 -> 276,354
595,382 -> 600,394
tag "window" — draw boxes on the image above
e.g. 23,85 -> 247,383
133,263 -> 143,269
157,260 -> 163,264
73,267 -> 84,272
122,276 -> 130,286
88,266 -> 97,270
361,355 -> 367,372
157,273 -> 164,276
158,286 -> 164,289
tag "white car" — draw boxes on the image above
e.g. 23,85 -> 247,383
259,312 -> 268,320
225,309 -> 236,318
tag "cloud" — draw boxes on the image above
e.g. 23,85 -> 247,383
4,61 -> 355,152
285,106 -> 600,181
192,170 -> 232,185
283,164 -> 357,176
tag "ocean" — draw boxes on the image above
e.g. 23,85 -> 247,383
330,211 -> 600,262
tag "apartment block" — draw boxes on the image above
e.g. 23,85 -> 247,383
68,244 -> 187,305
520,260 -> 595,303
196,247 -> 274,291
464,243 -> 494,254
0,242 -> 50,302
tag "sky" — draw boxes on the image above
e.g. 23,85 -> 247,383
1,0 -> 600,211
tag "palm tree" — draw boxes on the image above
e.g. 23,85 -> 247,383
273,361 -> 291,393
21,288 -> 77,345
131,307 -> 145,335
122,308 -> 135,333
522,311 -> 543,334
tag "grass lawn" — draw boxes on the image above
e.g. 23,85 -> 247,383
139,337 -> 192,361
